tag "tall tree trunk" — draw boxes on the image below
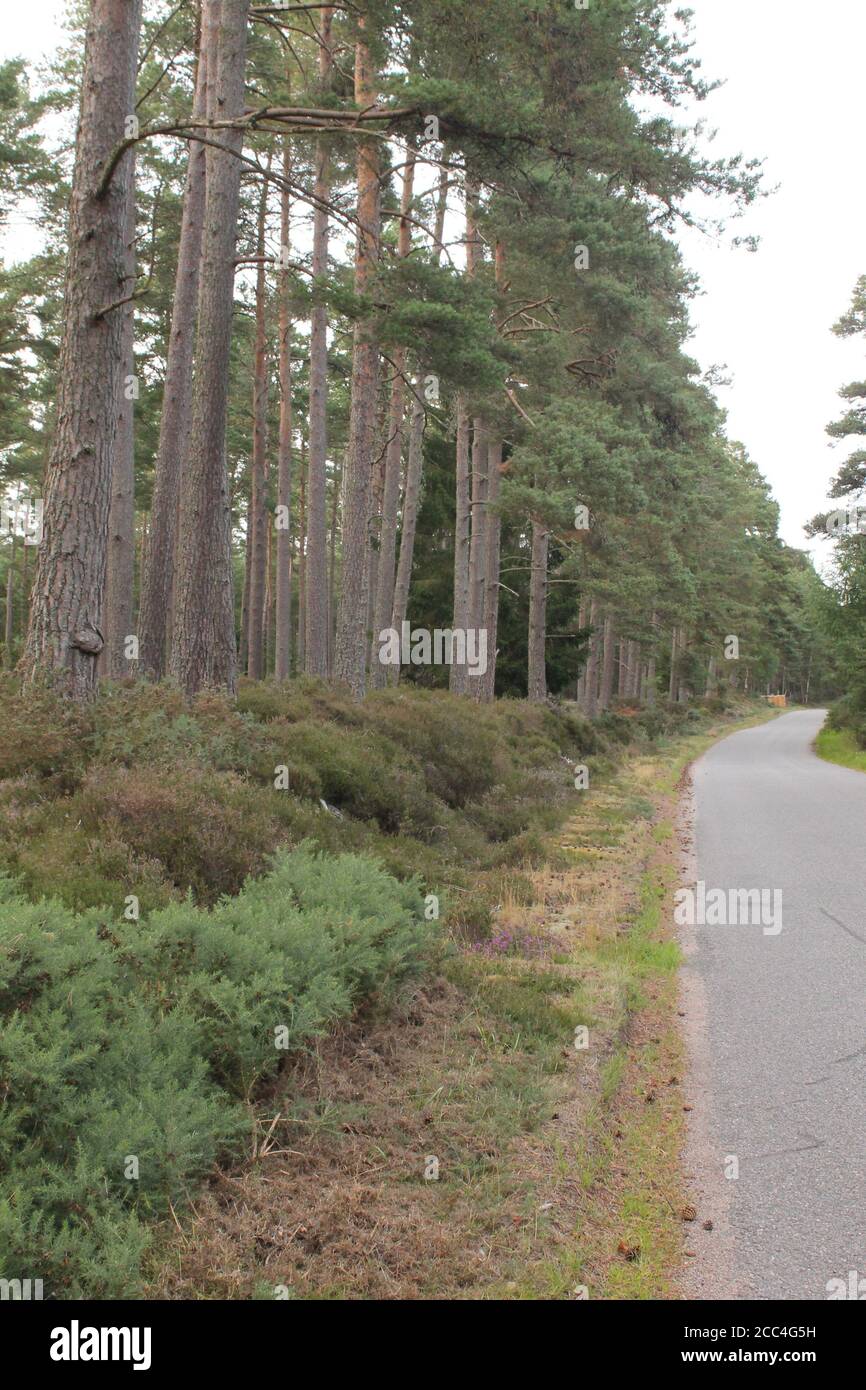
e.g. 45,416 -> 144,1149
366,396 -> 387,656
101,161 -> 136,679
304,6 -> 333,676
449,181 -> 480,696
646,612 -> 657,706
263,513 -> 273,674
599,612 -> 616,712
469,418 -> 489,631
139,18 -> 209,680
274,141 -> 293,680
476,437 -> 503,703
617,637 -> 628,698
370,147 -> 415,687
390,391 -> 424,680
239,493 -> 252,671
20,540 -> 30,663
297,443 -> 306,669
680,628 -> 690,701
247,167 -> 270,680
576,598 -> 587,707
630,640 -> 641,698
527,518 -> 548,702
583,597 -> 600,717
449,399 -> 471,694
475,238 -> 507,704
334,19 -> 382,698
4,533 -> 15,660
668,626 -> 678,702
171,0 -> 250,698
391,164 -> 447,685
327,454 -> 339,675
22,0 -> 143,698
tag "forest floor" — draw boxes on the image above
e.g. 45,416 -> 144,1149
148,705 -> 776,1301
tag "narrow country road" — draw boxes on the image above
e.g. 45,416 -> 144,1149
683,709 -> 866,1301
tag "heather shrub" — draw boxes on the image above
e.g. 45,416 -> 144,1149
76,763 -> 280,901
0,676 -> 92,786
12,821 -> 173,914
0,678 -> 608,929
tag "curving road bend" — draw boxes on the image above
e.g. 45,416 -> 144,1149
682,709 -> 866,1301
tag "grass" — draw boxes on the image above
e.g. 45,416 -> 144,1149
815,726 -> 866,772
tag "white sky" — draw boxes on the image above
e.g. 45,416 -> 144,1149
2,0 -> 864,560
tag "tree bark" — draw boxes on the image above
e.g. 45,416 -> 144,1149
583,597 -> 600,717
469,418 -> 489,632
274,140 -> 293,680
677,627 -> 689,702
475,238 -> 507,705
246,165 -> 270,680
333,18 -> 382,698
139,19 -> 209,680
449,181 -> 480,696
22,0 -> 143,698
449,398 -> 471,694
476,437 -> 502,703
668,626 -> 678,702
630,640 -> 641,698
4,533 -> 15,659
297,440 -> 306,669
101,160 -> 137,679
527,518 -> 548,702
171,0 -> 250,698
239,492 -> 252,671
304,6 -> 333,677
263,509 -> 273,673
617,637 -> 627,698
599,612 -> 616,712
390,392 -> 423,673
391,163 -> 446,685
575,598 -> 587,707
366,394 -> 388,654
645,610 -> 657,706
327,454 -> 339,674
370,148 -> 415,687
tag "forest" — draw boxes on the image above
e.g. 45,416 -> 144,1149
0,0 -> 841,706
1,0 -> 863,1313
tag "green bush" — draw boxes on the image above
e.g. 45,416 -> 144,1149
0,844 -> 431,1298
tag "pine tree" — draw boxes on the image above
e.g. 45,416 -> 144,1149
22,0 -> 144,698
170,0 -> 251,698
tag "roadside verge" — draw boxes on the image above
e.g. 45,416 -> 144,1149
149,704 -> 778,1300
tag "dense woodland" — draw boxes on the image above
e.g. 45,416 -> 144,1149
0,0 -> 841,710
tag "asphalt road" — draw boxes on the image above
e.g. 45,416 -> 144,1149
686,709 -> 866,1301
